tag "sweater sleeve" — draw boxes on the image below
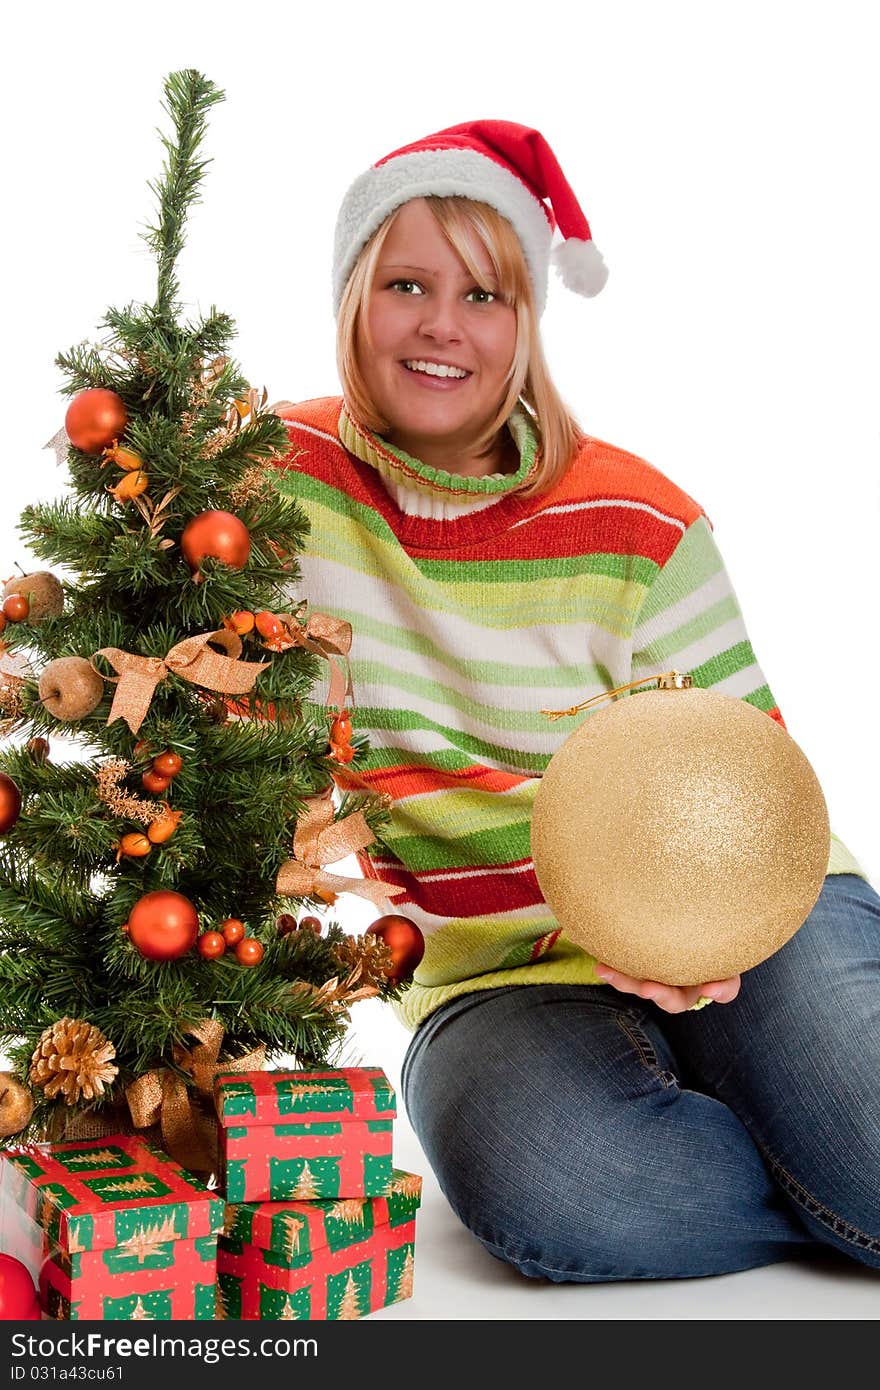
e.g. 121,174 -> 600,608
630,514 -> 865,879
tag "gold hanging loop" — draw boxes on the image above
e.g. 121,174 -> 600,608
540,670 -> 693,721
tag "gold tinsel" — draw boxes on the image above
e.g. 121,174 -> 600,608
94,758 -> 166,826
226,463 -> 280,510
0,676 -> 26,736
333,933 -> 395,991
30,1018 -> 119,1105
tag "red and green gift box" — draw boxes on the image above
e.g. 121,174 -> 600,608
217,1168 -> 421,1319
0,1134 -> 224,1320
214,1067 -> 396,1203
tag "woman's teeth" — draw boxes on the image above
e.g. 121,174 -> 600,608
403,360 -> 469,379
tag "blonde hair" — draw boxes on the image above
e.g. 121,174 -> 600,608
336,196 -> 587,498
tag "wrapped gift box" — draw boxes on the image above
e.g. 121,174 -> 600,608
214,1068 -> 396,1203
217,1168 -> 422,1319
0,1134 -> 224,1320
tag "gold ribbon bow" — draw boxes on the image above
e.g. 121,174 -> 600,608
91,629 -> 271,735
126,1019 -> 265,1173
276,604 -> 354,712
276,790 -> 405,906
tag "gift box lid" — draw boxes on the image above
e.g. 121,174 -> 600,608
214,1067 -> 396,1128
222,1168 -> 422,1261
0,1134 -> 225,1254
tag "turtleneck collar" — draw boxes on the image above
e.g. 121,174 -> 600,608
337,399 -> 541,501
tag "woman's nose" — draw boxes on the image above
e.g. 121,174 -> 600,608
416,293 -> 464,342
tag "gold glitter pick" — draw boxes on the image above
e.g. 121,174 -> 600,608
540,670 -> 692,719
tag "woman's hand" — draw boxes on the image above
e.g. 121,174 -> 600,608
594,963 -> 741,1014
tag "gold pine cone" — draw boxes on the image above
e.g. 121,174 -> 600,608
29,1018 -> 119,1106
334,933 -> 395,990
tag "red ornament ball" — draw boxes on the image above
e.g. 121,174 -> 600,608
235,938 -> 264,967
197,931 -> 226,960
180,511 -> 251,575
0,1253 -> 40,1320
125,890 -> 199,961
221,917 -> 245,946
65,388 -> 128,456
299,915 -> 322,935
0,772 -> 22,835
367,914 -> 425,983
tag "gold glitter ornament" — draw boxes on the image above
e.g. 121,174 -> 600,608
0,1072 -> 34,1136
531,672 -> 830,986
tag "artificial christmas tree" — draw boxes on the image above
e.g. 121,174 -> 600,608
0,69 -> 404,1176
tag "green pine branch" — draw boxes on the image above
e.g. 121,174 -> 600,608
141,70 -> 226,320
0,69 -> 398,1152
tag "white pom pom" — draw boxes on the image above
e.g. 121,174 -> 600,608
551,238 -> 609,297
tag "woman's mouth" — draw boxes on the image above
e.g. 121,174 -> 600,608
399,360 -> 472,390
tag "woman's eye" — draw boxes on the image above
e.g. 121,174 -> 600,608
387,280 -> 496,303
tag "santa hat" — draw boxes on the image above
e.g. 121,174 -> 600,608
332,119 -> 608,317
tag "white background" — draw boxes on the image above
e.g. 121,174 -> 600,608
2,0 -> 878,1317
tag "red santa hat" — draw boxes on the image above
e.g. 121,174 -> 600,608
332,119 -> 608,317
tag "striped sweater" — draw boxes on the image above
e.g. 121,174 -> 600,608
270,395 -> 865,1033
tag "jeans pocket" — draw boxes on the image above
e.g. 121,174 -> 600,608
616,1011 -> 679,1090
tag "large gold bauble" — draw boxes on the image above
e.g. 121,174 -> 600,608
530,683 -> 830,985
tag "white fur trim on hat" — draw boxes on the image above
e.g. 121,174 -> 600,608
333,147 -> 555,316
551,238 -> 609,297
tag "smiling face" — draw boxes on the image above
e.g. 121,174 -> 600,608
355,198 -> 519,474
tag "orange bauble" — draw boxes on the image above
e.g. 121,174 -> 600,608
0,773 -> 22,835
367,914 -> 425,983
65,388 -> 128,455
180,511 -> 250,575
125,890 -> 199,961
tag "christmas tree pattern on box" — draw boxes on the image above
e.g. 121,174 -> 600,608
215,1067 -> 396,1202
0,1135 -> 224,1320
217,1168 -> 421,1319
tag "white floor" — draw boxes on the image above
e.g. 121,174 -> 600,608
348,999 -> 880,1321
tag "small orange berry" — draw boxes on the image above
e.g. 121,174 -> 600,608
254,611 -> 282,639
198,931 -> 226,960
152,751 -> 183,779
235,937 -> 264,967
2,594 -> 29,622
221,917 -> 245,946
142,769 -> 171,794
224,610 -> 255,635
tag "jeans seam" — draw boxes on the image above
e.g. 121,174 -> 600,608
759,1145 -> 880,1254
617,1013 -> 677,1090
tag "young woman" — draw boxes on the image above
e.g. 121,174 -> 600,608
272,120 -> 880,1282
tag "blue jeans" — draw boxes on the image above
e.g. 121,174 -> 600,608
401,873 -> 880,1281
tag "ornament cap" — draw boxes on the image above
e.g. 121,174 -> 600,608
656,670 -> 693,690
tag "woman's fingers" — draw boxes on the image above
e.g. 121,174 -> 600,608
595,964 -> 742,1015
